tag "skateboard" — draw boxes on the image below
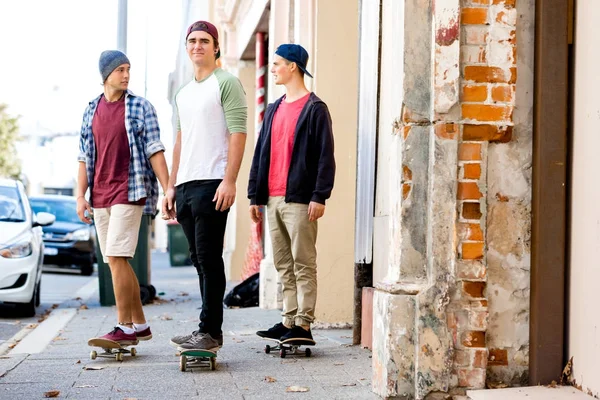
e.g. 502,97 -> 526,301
87,338 -> 138,361
263,337 -> 316,358
179,349 -> 217,371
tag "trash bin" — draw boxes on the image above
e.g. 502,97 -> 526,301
167,220 -> 192,267
97,215 -> 155,306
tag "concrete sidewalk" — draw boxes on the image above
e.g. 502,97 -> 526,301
0,251 -> 376,399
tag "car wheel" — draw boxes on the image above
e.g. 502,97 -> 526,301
81,262 -> 94,276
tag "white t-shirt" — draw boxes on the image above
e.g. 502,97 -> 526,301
175,68 -> 247,185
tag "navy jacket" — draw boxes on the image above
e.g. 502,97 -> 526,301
248,93 -> 335,206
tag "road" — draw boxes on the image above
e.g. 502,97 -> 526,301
0,267 -> 98,348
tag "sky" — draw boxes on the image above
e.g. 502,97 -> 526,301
0,0 -> 183,189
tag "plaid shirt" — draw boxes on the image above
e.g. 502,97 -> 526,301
78,90 -> 165,216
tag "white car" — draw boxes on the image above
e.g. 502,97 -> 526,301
0,179 -> 55,316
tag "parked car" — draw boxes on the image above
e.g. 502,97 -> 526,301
29,195 -> 96,276
0,179 -> 55,317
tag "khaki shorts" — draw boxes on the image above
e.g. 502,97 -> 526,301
93,204 -> 143,263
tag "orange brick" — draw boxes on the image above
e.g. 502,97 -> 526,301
461,331 -> 486,348
488,348 -> 509,366
403,183 -> 411,200
461,8 -> 488,25
435,123 -> 458,140
458,182 -> 483,200
462,242 -> 484,259
463,281 -> 486,297
462,104 -> 513,122
402,165 -> 413,181
463,124 -> 512,142
464,66 -> 517,83
458,223 -> 484,241
492,85 -> 514,102
465,0 -> 490,4
464,163 -> 481,179
492,0 -> 516,7
462,85 -> 488,102
458,143 -> 482,161
462,202 -> 482,219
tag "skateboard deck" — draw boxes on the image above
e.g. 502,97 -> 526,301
87,338 -> 138,361
179,349 -> 217,371
263,337 -> 316,358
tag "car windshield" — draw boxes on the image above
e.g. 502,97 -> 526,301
0,186 -> 25,222
30,198 -> 83,225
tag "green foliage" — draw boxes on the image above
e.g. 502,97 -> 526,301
0,104 -> 22,179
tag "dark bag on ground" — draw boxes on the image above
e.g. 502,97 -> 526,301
223,272 -> 259,308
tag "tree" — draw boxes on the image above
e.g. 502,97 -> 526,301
0,104 -> 22,179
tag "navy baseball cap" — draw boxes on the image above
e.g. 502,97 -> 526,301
275,44 -> 313,78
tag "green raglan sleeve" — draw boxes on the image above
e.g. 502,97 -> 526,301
215,69 -> 248,134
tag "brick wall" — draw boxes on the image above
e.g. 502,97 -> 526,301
451,0 -> 518,389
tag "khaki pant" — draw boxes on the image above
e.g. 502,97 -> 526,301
267,196 -> 318,327
93,204 -> 143,263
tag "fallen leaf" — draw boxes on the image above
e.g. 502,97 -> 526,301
548,380 -> 558,388
26,323 -> 38,329
80,304 -> 88,310
160,314 -> 173,321
43,390 -> 60,398
8,343 -> 16,349
53,337 -> 67,342
74,385 -> 97,388
83,366 -> 104,370
75,360 -> 81,364
74,297 -> 82,301
0,356 -> 10,359
264,376 -> 277,383
178,292 -> 189,296
286,386 -> 309,392
334,362 -> 344,366
341,383 -> 357,387
232,338 -> 245,343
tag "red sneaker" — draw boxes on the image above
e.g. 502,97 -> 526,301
136,326 -> 152,341
99,327 -> 138,345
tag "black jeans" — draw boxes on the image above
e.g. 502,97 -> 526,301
176,180 -> 229,338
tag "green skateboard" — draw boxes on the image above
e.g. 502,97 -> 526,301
87,338 -> 138,361
263,337 -> 316,358
179,349 -> 217,371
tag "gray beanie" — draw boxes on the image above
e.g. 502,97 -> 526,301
99,50 -> 130,82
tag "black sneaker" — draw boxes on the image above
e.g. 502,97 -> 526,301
280,326 -> 314,343
256,323 -> 291,340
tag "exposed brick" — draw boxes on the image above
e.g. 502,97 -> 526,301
461,330 -> 486,348
491,85 -> 514,102
462,85 -> 487,102
494,8 -> 518,26
473,349 -> 489,368
435,123 -> 459,140
471,299 -> 488,308
457,223 -> 484,241
463,281 -> 486,297
461,7 -> 488,25
462,242 -> 484,259
462,104 -> 513,122
454,350 -> 470,367
462,202 -> 482,219
463,26 -> 489,45
492,0 -> 515,6
457,260 -> 487,279
461,45 -> 487,64
469,310 -> 489,330
488,348 -> 509,366
457,368 -> 486,388
463,163 -> 481,179
402,165 -> 413,181
464,66 -> 517,83
458,182 -> 483,200
403,183 -> 411,200
458,143 -> 482,161
463,124 -> 512,142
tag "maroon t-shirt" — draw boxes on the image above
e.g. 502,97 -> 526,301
91,94 -> 145,208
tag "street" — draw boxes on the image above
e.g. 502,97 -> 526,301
0,267 -> 98,350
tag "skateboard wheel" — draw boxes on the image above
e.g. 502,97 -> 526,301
265,345 -> 271,354
90,350 -> 97,360
210,357 -> 216,370
130,347 -> 137,357
116,353 -> 123,361
180,356 -> 187,372
305,348 -> 311,357
280,349 -> 286,358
